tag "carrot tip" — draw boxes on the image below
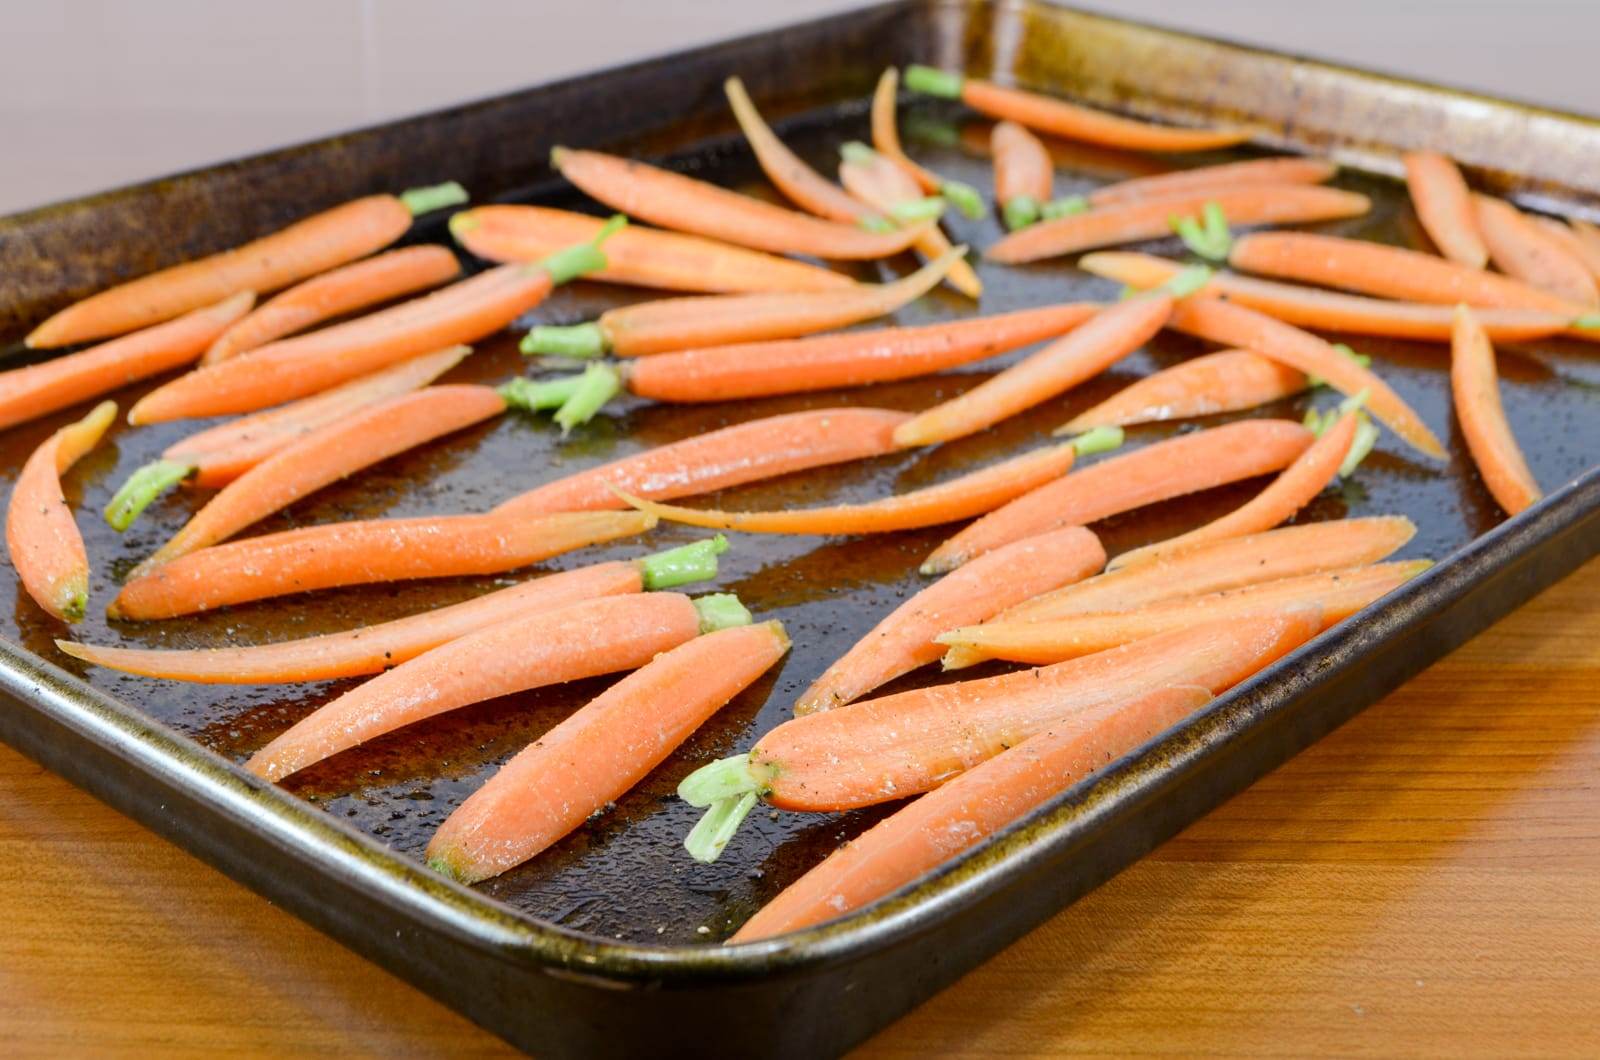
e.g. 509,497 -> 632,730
636,535 -> 729,590
904,64 -> 963,99
104,459 -> 194,531
1003,195 -> 1041,232
399,181 -> 469,216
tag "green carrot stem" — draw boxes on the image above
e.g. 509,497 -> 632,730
1040,195 -> 1089,220
889,196 -> 947,223
399,181 -> 469,216
104,459 -> 194,531
497,375 -> 586,412
553,363 -> 622,433
1062,424 -> 1125,453
1308,343 -> 1371,387
684,791 -> 759,863
857,214 -> 897,233
678,751 -> 767,807
1573,313 -> 1600,330
840,141 -> 878,166
691,592 -> 752,634
537,214 -> 626,285
520,322 -> 608,358
940,179 -> 986,220
1003,195 -> 1041,231
636,535 -> 730,590
903,116 -> 960,147
1340,415 -> 1380,478
447,211 -> 480,239
1160,264 -> 1214,299
904,64 -> 964,99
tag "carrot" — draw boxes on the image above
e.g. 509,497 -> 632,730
105,509 -> 655,621
730,682 -> 1213,940
494,407 -> 910,517
245,591 -> 750,783
26,183 -> 467,348
61,538 -> 726,684
1089,157 -> 1338,206
126,220 -> 622,424
678,607 -> 1321,860
4,401 -> 117,622
985,185 -> 1370,264
1451,305 -> 1541,515
902,65 -> 1251,153
1167,297 -> 1446,458
892,293 -> 1172,447
1060,349 -> 1307,432
922,418 -> 1313,573
1473,195 -> 1599,306
1528,216 -> 1600,284
795,526 -> 1105,715
449,205 -> 850,293
0,293 -> 254,433
1403,152 -> 1487,268
836,143 -> 983,298
551,147 -> 927,260
1077,251 -> 1571,343
870,68 -> 987,219
992,121 -> 1055,230
428,618 -> 788,883
938,562 -> 1426,665
201,245 -> 461,364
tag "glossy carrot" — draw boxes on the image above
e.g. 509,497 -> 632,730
201,245 -> 461,364
795,526 -> 1105,715
892,293 -> 1172,447
870,68 -> 987,218
986,185 -> 1370,263
902,65 -> 1251,153
1451,305 -> 1541,515
1403,152 -> 1487,268
106,510 -> 655,621
5,401 -> 116,622
992,121 -> 1054,230
429,618 -> 787,882
0,293 -> 253,433
1529,216 -> 1600,284
1089,157 -> 1337,206
923,418 -> 1313,573
551,147 -> 927,260
26,183 -> 466,348
1061,349 -> 1307,432
835,142 -> 984,298
245,591 -> 749,782
1473,195 -> 1599,306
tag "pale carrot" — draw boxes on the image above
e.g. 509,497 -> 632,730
0,293 -> 253,433
922,418 -> 1313,573
4,401 -> 117,622
794,526 -> 1105,715
26,183 -> 467,348
892,293 -> 1172,447
1529,216 -> 1600,284
870,68 -> 987,218
1060,349 -> 1307,432
1571,218 -> 1600,267
1451,305 -> 1541,515
1403,152 -> 1487,268
245,591 -> 750,782
836,143 -> 983,298
992,121 -> 1055,230
429,618 -> 788,883
1090,157 -> 1338,206
1473,195 -> 1599,306
902,65 -> 1251,153
105,510 -> 655,621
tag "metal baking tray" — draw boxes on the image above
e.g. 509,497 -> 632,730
1,2 -> 1597,1055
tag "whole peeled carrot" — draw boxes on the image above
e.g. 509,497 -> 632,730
1061,349 -> 1307,432
795,526 -> 1105,715
1473,195 -> 1599,306
992,121 -> 1055,230
202,245 -> 461,363
1403,152 -> 1487,268
0,293 -> 253,433
1090,157 -> 1338,206
836,143 -> 983,298
923,418 -> 1313,573
428,618 -> 788,883
892,292 -> 1172,447
902,65 -> 1251,153
870,68 -> 987,219
1452,305 -> 1541,515
27,182 -> 467,348
106,510 -> 655,621
5,401 -> 117,622
246,591 -> 750,782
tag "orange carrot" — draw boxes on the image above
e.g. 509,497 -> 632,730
836,143 -> 983,298
1451,305 -> 1541,515
1403,152 -> 1487,268
892,293 -> 1172,446
245,591 -> 749,782
26,183 -> 466,348
923,418 -> 1313,573
870,68 -> 987,218
1529,216 -> 1600,284
428,618 -> 788,883
551,147 -> 927,260
992,121 -> 1055,230
1061,349 -> 1307,432
1089,157 -> 1338,206
105,510 -> 655,621
794,526 -> 1105,715
0,293 -> 253,433
1473,195 -> 1599,306
986,185 -> 1370,263
902,65 -> 1251,153
4,401 -> 116,622
201,245 -> 461,364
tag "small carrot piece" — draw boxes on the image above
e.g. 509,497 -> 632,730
1473,195 -> 1599,306
892,293 -> 1172,447
5,401 -> 116,622
1528,216 -> 1600,284
795,526 -> 1105,715
1089,157 -> 1338,206
428,618 -> 787,883
1451,305 -> 1541,515
923,418 -> 1313,573
992,121 -> 1055,230
837,144 -> 983,298
1403,152 -> 1487,268
986,185 -> 1370,264
201,245 -> 461,364
1061,349 -> 1307,432
870,68 -> 987,218
902,65 -> 1251,153
0,293 -> 254,433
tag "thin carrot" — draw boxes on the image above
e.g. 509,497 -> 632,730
1090,157 -> 1338,206
923,418 -> 1313,573
794,526 -> 1104,715
1529,216 -> 1600,284
1061,349 -> 1307,432
1473,195 -> 1599,306
26,183 -> 467,348
992,121 -> 1055,230
892,293 -> 1172,447
428,618 -> 787,883
1451,305 -> 1541,515
870,68 -> 987,218
986,185 -> 1370,263
201,245 -> 461,364
902,65 -> 1251,153
105,510 -> 655,621
1403,152 -> 1487,268
5,401 -> 117,622
245,591 -> 750,783
551,147 -> 927,260
836,143 -> 983,298
0,293 -> 253,433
